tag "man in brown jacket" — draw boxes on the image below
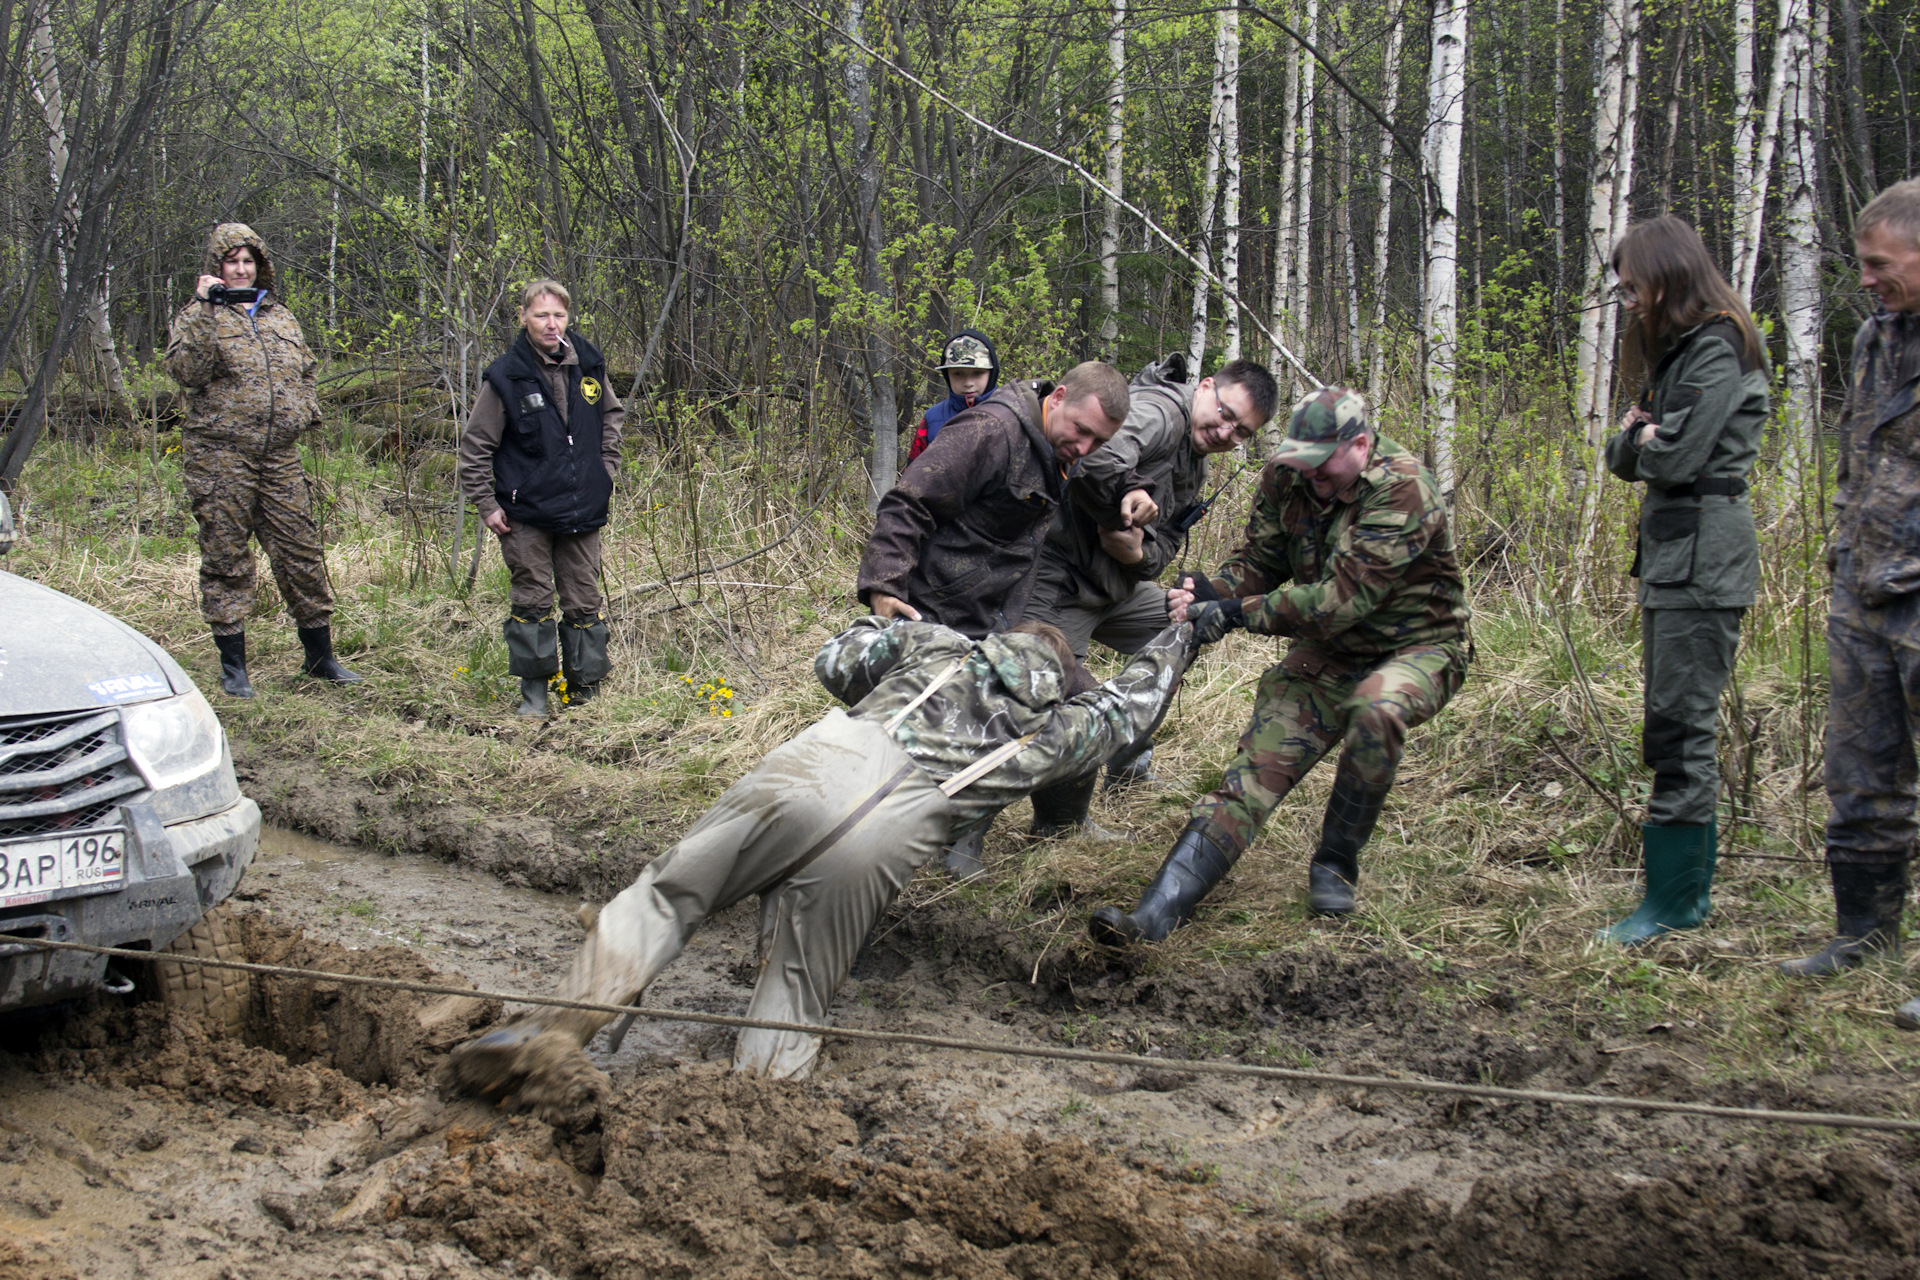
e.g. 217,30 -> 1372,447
856,361 -> 1130,640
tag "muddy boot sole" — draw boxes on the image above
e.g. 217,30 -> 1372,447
446,1024 -> 609,1124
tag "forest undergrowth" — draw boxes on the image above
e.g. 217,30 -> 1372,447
6,392 -> 1918,1102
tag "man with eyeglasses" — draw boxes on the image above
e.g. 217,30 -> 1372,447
1004,355 -> 1277,852
1088,386 -> 1471,946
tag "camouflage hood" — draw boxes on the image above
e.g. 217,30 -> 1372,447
976,632 -> 1068,709
201,223 -> 275,293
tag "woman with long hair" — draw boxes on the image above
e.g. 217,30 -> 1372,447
1597,215 -> 1770,945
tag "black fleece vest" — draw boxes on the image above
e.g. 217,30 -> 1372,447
482,330 -> 613,534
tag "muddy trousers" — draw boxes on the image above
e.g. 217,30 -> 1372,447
1642,607 -> 1742,826
1826,610 -> 1920,869
1189,644 -> 1466,855
183,440 -> 333,634
543,711 -> 952,1078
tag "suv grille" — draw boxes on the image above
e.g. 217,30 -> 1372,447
0,709 -> 144,839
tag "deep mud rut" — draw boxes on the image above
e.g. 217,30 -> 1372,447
3,827 -> 1919,1280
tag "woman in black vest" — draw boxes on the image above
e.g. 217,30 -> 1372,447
457,280 -> 626,716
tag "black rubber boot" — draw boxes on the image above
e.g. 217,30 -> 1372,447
1780,861 -> 1908,977
516,677 -> 549,719
1088,820 -> 1238,947
1105,741 -> 1164,793
1029,771 -> 1130,842
1307,769 -> 1390,917
212,631 -> 253,699
943,826 -> 986,881
560,613 -> 611,706
297,625 -> 361,683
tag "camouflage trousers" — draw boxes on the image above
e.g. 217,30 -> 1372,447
1641,607 -> 1743,826
1825,605 -> 1920,867
183,440 -> 333,634
1190,641 -> 1467,854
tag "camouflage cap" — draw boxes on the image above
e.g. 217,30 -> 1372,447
1270,386 -> 1369,468
937,334 -> 994,372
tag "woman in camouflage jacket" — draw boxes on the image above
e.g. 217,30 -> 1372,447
165,222 -> 357,696
1598,216 -> 1768,945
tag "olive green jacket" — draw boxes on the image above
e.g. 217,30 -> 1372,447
1604,317 -> 1767,609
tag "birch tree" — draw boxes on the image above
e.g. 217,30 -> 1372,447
1288,0 -> 1321,348
1219,7 -> 1243,362
845,0 -> 898,508
1777,0 -> 1823,483
1099,0 -> 1125,359
1733,0 -> 1802,304
1574,0 -> 1642,566
1368,14 -> 1404,399
1269,8 -> 1302,396
1423,0 -> 1468,498
1187,13 -> 1231,368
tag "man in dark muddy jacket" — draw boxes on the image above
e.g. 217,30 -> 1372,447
857,361 -> 1130,640
1022,355 -> 1277,824
166,222 -> 358,695
1090,387 -> 1471,947
448,616 -> 1192,1112
1779,179 -> 1920,1029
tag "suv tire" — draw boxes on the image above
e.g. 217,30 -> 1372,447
145,902 -> 251,1038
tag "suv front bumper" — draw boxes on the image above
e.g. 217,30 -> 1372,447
0,795 -> 260,1010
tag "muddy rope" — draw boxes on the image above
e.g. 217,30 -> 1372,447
18,936 -> 1920,1137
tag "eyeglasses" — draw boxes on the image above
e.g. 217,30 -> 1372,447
1610,279 -> 1640,304
1209,384 -> 1258,442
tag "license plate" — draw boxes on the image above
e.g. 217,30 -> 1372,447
0,829 -> 126,907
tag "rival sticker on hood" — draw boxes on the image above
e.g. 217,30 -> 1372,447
87,673 -> 168,704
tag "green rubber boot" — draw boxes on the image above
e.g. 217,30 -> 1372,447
1596,823 -> 1713,946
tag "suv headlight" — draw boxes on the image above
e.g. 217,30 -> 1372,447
123,689 -> 225,790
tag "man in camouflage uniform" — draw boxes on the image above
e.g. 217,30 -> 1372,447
1780,179 -> 1920,1031
449,615 -> 1191,1107
1090,387 -> 1470,947
857,361 -> 1130,639
166,223 -> 357,696
1020,355 -> 1277,836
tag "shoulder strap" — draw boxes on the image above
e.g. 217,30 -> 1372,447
939,732 -> 1039,797
883,656 -> 968,733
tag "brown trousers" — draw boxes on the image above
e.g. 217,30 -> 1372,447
498,523 -> 603,619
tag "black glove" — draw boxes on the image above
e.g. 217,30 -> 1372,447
1187,597 -> 1246,645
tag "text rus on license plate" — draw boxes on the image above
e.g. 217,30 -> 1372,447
0,829 -> 126,907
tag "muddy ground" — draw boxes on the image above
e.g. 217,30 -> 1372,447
4,824 -> 1920,1279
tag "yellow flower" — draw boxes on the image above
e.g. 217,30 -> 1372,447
721,708 -> 732,718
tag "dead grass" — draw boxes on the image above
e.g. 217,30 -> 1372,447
7,424 -> 1918,1089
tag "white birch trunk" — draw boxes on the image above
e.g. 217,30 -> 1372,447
1187,14 -> 1230,368
1289,0 -> 1321,345
1368,15 -> 1404,401
1778,0 -> 1823,485
1553,0 -> 1567,300
1733,0 -> 1801,304
1339,84 -> 1361,381
1099,0 -> 1125,358
1220,8 -> 1243,362
28,0 -> 132,419
419,19 -> 431,314
1575,0 -> 1642,571
1728,0 -> 1759,290
1270,8 -> 1301,396
329,110 -> 343,333
1423,0 -> 1467,498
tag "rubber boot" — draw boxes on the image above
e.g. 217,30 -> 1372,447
1596,823 -> 1713,946
516,677 -> 549,719
1307,769 -> 1391,917
297,625 -> 361,683
1088,820 -> 1238,947
560,613 -> 611,707
943,826 -> 986,881
1105,741 -> 1164,793
1028,771 -> 1131,842
1780,861 -> 1908,977
212,631 -> 253,699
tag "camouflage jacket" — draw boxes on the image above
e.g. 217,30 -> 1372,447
165,223 -> 322,452
1041,354 -> 1208,606
1603,316 -> 1766,609
815,617 -> 1191,830
858,382 -> 1068,638
1831,308 -> 1920,617
1201,433 -> 1469,662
